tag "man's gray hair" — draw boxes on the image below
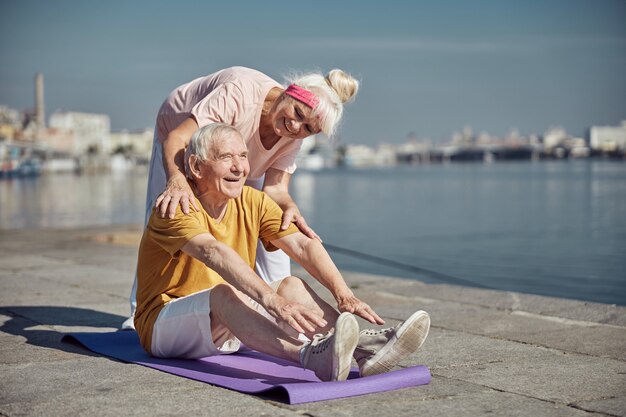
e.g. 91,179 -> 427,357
184,123 -> 241,179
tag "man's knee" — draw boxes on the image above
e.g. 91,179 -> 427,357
277,275 -> 308,295
210,284 -> 244,320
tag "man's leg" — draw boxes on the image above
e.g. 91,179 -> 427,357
273,276 -> 431,377
274,276 -> 340,338
211,284 -> 359,381
210,284 -> 304,363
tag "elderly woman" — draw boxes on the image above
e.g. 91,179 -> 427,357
124,66 -> 359,329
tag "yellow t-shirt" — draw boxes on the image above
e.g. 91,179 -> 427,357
134,186 -> 299,354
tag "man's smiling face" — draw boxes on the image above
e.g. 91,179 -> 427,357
195,130 -> 250,201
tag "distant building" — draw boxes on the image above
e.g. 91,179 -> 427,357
374,144 -> 397,166
0,105 -> 21,141
543,127 -> 568,149
590,121 -> 626,152
48,111 -> 111,155
343,144 -> 377,167
35,73 -> 45,129
110,128 -> 153,157
295,135 -> 339,170
38,127 -> 76,155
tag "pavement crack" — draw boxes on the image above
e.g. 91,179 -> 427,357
435,374 -> 617,415
431,324 -> 626,362
511,310 -> 626,329
568,400 -> 622,417
430,359 -> 504,371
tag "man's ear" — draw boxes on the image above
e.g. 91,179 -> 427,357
188,154 -> 202,179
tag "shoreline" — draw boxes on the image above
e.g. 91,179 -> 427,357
1,223 -> 623,308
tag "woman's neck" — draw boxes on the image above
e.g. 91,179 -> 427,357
258,87 -> 283,150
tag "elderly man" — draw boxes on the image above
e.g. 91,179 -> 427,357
134,123 -> 430,381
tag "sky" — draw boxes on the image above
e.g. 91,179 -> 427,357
1,0 -> 625,145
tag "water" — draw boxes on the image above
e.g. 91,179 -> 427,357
1,160 -> 625,305
0,170 -> 148,228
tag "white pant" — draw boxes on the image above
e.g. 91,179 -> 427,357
129,135 -> 291,316
151,280 -> 283,359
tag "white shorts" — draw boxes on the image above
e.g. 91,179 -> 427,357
150,282 -> 282,359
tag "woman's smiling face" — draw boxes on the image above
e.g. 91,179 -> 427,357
271,94 -> 322,140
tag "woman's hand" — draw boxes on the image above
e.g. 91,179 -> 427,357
263,293 -> 327,334
281,206 -> 321,242
263,168 -> 321,241
336,292 -> 385,325
155,173 -> 200,219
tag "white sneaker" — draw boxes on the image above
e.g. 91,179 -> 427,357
300,312 -> 359,381
354,310 -> 430,377
121,315 -> 135,331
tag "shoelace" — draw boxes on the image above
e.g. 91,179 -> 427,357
361,327 -> 394,337
309,332 -> 332,354
302,332 -> 333,369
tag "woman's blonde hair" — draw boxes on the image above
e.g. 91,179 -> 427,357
286,69 -> 359,137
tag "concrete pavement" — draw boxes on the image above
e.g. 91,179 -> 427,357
1,225 -> 624,416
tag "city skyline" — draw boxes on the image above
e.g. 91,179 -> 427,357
1,0 -> 625,145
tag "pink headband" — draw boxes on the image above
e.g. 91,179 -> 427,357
284,84 -> 319,109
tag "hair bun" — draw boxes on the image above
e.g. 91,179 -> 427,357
325,69 -> 359,104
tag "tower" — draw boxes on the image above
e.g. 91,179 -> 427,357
35,72 -> 45,128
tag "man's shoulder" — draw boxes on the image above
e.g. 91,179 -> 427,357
147,198 -> 207,231
239,185 -> 266,205
237,186 -> 283,217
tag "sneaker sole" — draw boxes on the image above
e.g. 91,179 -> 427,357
361,310 -> 430,377
332,312 -> 360,381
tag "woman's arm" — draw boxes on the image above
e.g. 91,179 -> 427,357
155,117 -> 201,218
263,168 -> 320,241
272,232 -> 385,325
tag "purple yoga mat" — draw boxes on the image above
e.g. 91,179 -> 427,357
62,331 -> 431,404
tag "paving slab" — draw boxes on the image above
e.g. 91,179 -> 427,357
333,271 -> 626,327
434,346 -> 626,404
421,329 -> 626,405
0,254 -> 74,271
0,273 -> 124,307
24,263 -> 132,295
355,288 -> 626,360
285,390 -> 607,417
1,225 -> 624,417
573,397 -> 626,417
0,358 -> 301,417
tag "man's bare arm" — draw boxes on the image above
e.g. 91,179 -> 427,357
181,233 -> 326,333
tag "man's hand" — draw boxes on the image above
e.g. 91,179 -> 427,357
281,206 -> 321,242
263,293 -> 327,334
336,293 -> 385,325
155,174 -> 200,219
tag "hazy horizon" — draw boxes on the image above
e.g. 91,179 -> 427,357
1,0 -> 625,145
